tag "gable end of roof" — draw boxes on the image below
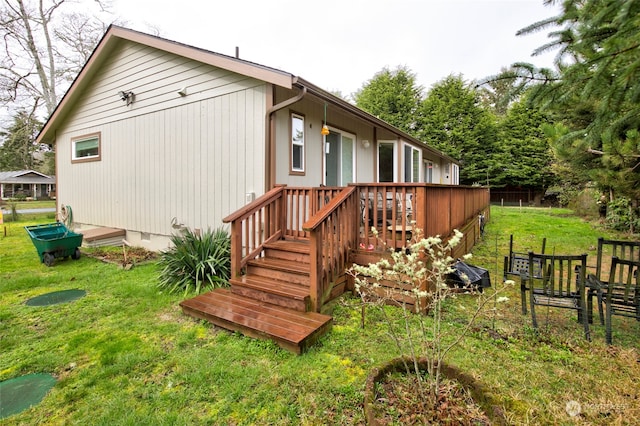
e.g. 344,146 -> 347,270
37,25 -> 294,144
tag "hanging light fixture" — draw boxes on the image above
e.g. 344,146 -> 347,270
321,103 -> 330,135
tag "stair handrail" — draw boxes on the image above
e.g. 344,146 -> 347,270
303,186 -> 359,312
223,185 -> 287,278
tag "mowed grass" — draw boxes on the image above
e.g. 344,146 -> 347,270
1,200 -> 56,211
1,207 -> 639,425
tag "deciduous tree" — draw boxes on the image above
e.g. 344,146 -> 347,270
0,0 -> 112,119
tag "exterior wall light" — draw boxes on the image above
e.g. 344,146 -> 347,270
118,90 -> 135,106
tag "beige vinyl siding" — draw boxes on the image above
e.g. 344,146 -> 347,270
61,40 -> 262,132
274,96 -> 376,186
55,41 -> 266,249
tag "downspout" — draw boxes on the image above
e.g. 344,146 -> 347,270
265,85 -> 307,191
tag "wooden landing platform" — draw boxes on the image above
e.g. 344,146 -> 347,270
80,227 -> 126,247
179,289 -> 332,354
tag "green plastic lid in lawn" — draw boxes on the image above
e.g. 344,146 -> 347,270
0,373 -> 57,419
25,289 -> 86,306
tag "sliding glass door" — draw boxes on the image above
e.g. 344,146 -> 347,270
324,129 -> 355,186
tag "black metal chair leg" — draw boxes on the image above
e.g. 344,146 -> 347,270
530,292 -> 538,329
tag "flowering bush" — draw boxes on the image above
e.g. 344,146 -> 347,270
348,226 -> 512,406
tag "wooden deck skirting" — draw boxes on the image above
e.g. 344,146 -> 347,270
181,184 -> 490,354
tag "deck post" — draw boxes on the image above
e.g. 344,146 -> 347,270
414,186 -> 427,235
230,219 -> 243,279
308,230 -> 322,312
278,189 -> 287,236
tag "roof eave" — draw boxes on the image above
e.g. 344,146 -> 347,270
37,25 -> 295,144
292,77 -> 458,164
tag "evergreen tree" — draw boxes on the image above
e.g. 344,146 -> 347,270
488,0 -> 640,200
0,110 -> 44,171
477,67 -> 527,116
418,75 -> 499,185
353,66 -> 423,136
494,96 -> 555,190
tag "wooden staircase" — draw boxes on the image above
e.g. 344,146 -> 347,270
179,238 -> 333,354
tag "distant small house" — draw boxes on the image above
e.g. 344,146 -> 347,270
0,170 -> 55,200
37,25 -> 459,250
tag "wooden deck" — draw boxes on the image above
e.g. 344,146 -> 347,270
181,184 -> 490,354
180,289 -> 332,354
180,238 -> 333,354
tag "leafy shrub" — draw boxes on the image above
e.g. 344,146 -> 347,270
11,192 -> 27,201
606,197 -> 640,233
565,187 -> 598,216
158,227 -> 231,295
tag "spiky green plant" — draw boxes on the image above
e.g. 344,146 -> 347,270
158,227 -> 231,295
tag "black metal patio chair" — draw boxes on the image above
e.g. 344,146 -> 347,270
585,238 -> 640,324
521,251 -> 590,341
503,234 -> 547,314
601,257 -> 640,345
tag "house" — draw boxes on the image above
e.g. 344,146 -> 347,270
37,25 -> 489,353
0,170 -> 55,200
36,25 -> 460,251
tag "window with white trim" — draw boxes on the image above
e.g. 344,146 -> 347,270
425,160 -> 434,183
72,133 -> 101,163
378,142 -> 395,182
404,145 -> 420,182
291,113 -> 305,174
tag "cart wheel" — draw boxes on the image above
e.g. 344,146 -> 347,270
43,253 -> 55,267
72,248 -> 81,260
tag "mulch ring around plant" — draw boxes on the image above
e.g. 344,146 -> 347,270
364,357 -> 506,425
25,289 -> 86,306
0,373 -> 56,419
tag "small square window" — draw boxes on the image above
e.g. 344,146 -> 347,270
72,132 -> 101,163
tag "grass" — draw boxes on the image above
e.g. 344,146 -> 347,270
1,207 -> 639,425
1,202 -> 56,224
0,200 -> 56,210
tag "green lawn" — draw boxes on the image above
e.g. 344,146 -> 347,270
1,200 -> 56,210
1,207 -> 639,425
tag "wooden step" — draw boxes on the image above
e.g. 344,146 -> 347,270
246,257 -> 310,285
179,289 -> 332,354
80,227 -> 126,247
263,239 -> 310,263
230,275 -> 310,311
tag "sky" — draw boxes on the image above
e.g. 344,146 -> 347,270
112,0 -> 561,98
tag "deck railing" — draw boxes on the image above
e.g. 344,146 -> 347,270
303,186 -> 359,312
222,185 -> 286,278
222,185 -> 344,278
355,183 -> 490,252
282,186 -> 343,239
224,183 -> 490,311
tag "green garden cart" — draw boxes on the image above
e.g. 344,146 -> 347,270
25,223 -> 83,267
